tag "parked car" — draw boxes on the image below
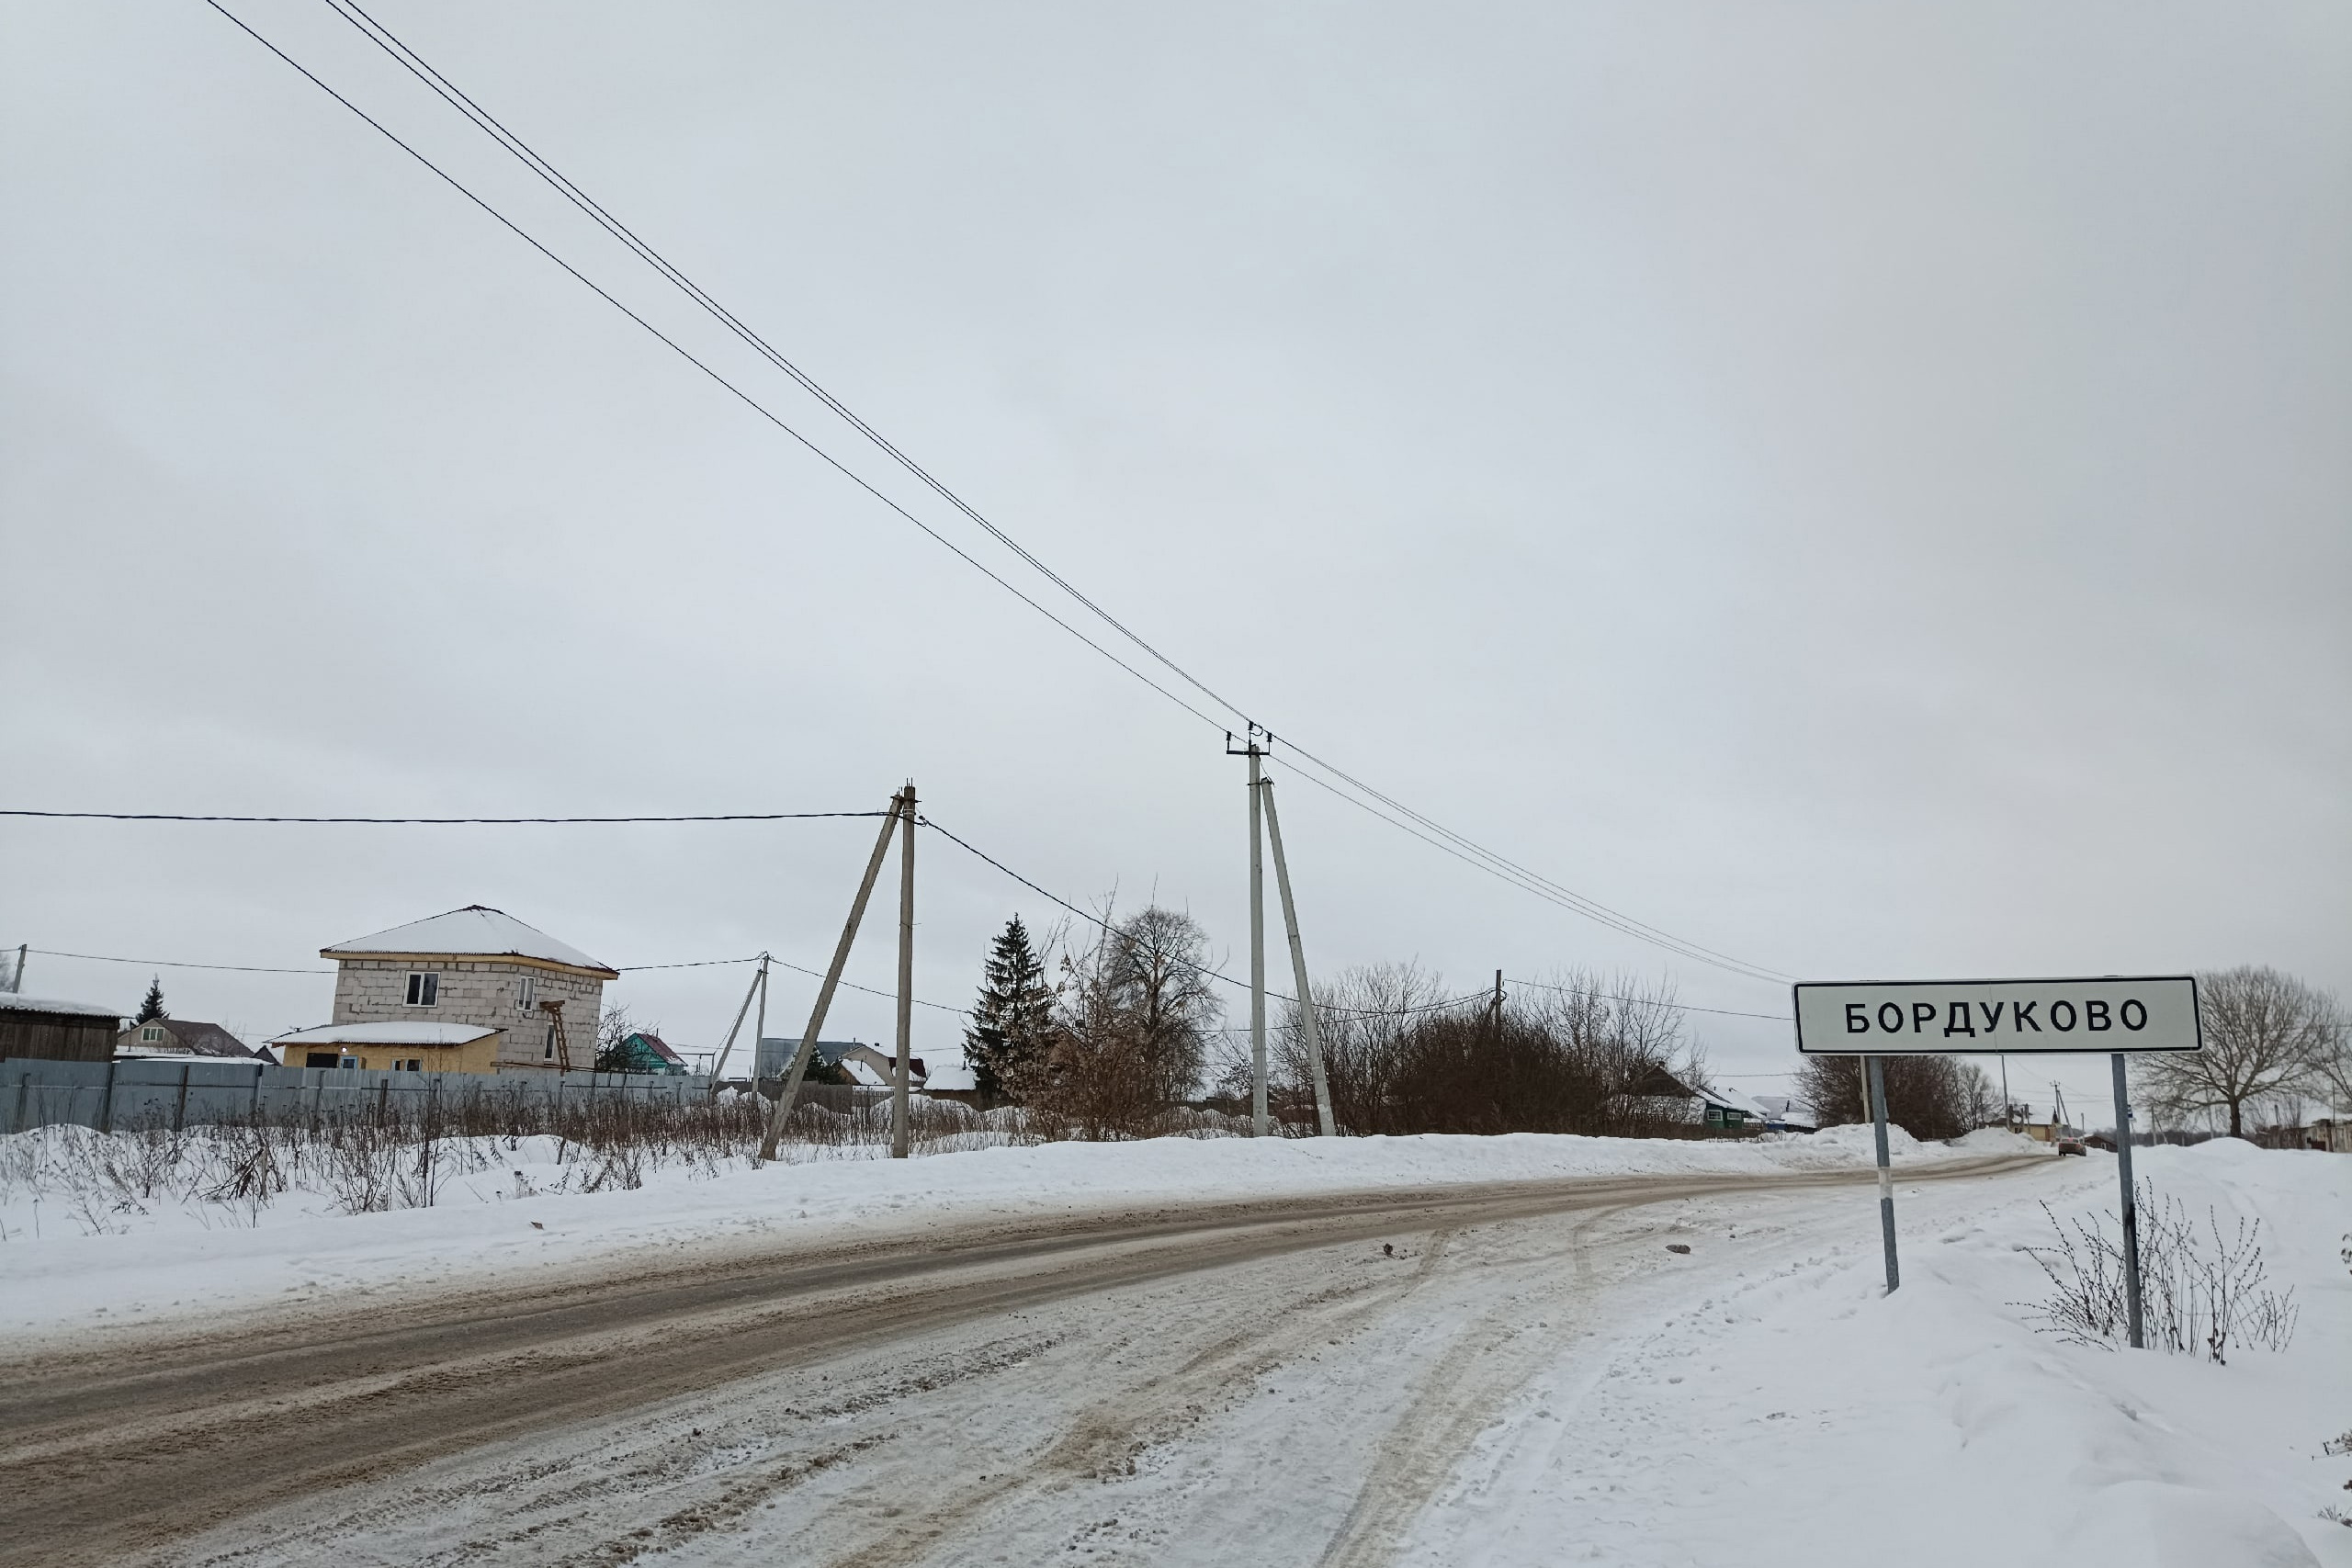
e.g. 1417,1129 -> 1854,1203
2056,1138 -> 2087,1156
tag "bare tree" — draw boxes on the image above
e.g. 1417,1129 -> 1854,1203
1795,1054 -> 1993,1141
2140,966 -> 2341,1138
1018,903 -> 1223,1137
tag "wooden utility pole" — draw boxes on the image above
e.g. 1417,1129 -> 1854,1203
1489,970 -> 1503,1029
1259,775 -> 1335,1136
892,783 -> 916,1160
757,795 -> 905,1163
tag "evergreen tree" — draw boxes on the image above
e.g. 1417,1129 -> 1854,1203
964,915 -> 1055,1101
134,976 -> 167,1024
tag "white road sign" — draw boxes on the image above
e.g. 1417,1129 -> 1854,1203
1792,976 -> 2200,1055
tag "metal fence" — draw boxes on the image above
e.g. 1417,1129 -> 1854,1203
0,1056 -> 716,1135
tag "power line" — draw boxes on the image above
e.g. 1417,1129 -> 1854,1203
205,0 -> 1793,989
24,947 -> 333,976
3,809 -> 888,824
25,944 -> 974,1015
1500,975 -> 1793,1022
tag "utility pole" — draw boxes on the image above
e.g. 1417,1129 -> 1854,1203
758,795 -> 904,1163
1228,729 -> 1269,1137
6,943 -> 22,994
1258,774 -> 1335,1136
1999,1053 -> 2011,1131
705,953 -> 768,1096
892,782 -> 916,1160
1490,970 -> 1503,1029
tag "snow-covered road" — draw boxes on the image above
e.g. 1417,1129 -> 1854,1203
2,1133 -> 2340,1567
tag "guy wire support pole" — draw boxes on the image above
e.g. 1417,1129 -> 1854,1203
891,782 -> 916,1160
2111,1051 -> 2144,1348
1258,773 -> 1336,1137
705,953 -> 768,1097
1228,728 -> 1269,1137
1868,1054 -> 1899,1292
758,793 -> 905,1163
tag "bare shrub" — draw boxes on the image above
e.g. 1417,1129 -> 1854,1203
2018,1182 -> 2298,1361
1797,1054 -> 1994,1141
1230,965 -> 1715,1138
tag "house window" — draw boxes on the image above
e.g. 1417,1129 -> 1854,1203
544,1026 -> 557,1060
140,1025 -> 164,1043
404,973 -> 440,1007
516,975 -> 537,1013
306,1052 -> 339,1068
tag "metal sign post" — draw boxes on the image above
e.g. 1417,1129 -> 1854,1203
1868,1055 -> 1897,1292
1795,975 -> 2200,1330
2111,1052 -> 2143,1348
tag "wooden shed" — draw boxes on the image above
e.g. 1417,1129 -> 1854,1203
0,993 -> 124,1063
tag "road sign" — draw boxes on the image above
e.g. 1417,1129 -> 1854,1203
1792,976 -> 2199,1055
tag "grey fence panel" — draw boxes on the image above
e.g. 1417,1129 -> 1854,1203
0,1057 -> 713,1133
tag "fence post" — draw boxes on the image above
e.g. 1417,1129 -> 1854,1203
174,1064 -> 191,1134
97,1058 -> 118,1135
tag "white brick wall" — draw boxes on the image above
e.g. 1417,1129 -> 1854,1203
331,958 -> 605,1070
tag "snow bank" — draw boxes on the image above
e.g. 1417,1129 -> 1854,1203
1408,1138 -> 2352,1566
0,1125 -> 2015,1341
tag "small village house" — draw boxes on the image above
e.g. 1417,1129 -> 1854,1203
116,1019 -> 256,1060
0,993 -> 122,1063
271,906 -> 616,1074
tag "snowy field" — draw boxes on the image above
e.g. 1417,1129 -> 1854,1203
4,1129 -> 2344,1565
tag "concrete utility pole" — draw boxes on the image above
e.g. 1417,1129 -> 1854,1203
1231,732 -> 1269,1137
705,953 -> 768,1096
1490,970 -> 1503,1029
758,795 -> 905,1163
6,943 -> 23,994
892,783 -> 916,1160
1258,775 -> 1335,1137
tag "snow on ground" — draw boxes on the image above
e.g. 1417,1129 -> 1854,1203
0,1121 -> 1976,1340
1401,1138 -> 2352,1567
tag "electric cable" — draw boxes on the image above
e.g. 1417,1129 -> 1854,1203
203,0 -> 1795,988
4,809 -> 886,824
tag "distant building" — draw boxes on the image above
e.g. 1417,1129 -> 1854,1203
116,1019 -> 255,1060
1748,1094 -> 1817,1134
602,1031 -> 690,1076
312,905 -> 618,1074
751,1036 -> 922,1089
0,993 -> 121,1063
1624,1065 -> 1769,1131
920,1061 -> 981,1105
269,1021 -> 504,1072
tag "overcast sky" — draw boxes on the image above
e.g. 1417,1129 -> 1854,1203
5,2 -> 2346,1118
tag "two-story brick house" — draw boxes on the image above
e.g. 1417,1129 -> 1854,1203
273,906 -> 617,1074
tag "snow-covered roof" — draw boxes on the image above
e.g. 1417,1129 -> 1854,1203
117,1019 -> 254,1057
273,1021 -> 502,1047
923,1063 -> 978,1092
1705,1086 -> 1776,1122
0,992 -> 120,1019
322,906 -> 616,976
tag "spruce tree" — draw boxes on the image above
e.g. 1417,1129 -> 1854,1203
135,976 -> 167,1023
964,915 -> 1054,1102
